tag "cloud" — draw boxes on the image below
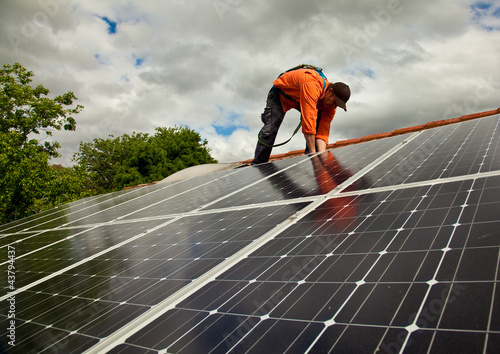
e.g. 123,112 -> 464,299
1,0 -> 499,168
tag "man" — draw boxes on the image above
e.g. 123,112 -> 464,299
252,67 -> 350,165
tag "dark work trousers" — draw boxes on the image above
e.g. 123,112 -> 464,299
251,90 -> 287,165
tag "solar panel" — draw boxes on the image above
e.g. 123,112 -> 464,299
355,115 -> 500,189
204,134 -> 408,209
1,114 -> 499,353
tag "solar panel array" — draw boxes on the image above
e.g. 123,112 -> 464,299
1,115 -> 499,353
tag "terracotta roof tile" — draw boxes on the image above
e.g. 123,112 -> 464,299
359,131 -> 394,142
331,137 -> 363,147
460,108 -> 499,121
392,124 -> 427,135
424,118 -> 461,129
285,149 -> 304,156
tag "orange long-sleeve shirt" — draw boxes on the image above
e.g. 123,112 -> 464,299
273,68 -> 336,143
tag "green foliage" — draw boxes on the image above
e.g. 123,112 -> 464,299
0,63 -> 88,224
0,131 -> 93,223
1,63 -> 83,158
74,126 -> 218,191
43,165 -> 97,210
1,132 -> 51,221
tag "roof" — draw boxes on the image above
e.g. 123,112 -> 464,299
240,107 -> 500,164
1,107 -> 499,353
123,107 -> 500,187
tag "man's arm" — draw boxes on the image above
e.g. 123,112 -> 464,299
304,133 -> 316,153
304,134 -> 327,154
315,107 -> 336,153
316,138 -> 327,152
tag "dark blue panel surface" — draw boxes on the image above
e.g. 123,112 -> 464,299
122,176 -> 500,353
353,115 -> 500,189
0,203 -> 306,352
4,220 -> 167,289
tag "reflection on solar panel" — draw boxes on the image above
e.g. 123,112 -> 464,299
1,114 -> 499,353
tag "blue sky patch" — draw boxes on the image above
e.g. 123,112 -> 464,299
213,106 -> 249,136
470,2 -> 500,31
473,2 -> 492,10
134,56 -> 145,67
100,16 -> 118,34
212,124 -> 241,136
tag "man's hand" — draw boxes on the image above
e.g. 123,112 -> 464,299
305,134 -> 328,154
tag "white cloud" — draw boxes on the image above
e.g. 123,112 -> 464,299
1,0 -> 499,166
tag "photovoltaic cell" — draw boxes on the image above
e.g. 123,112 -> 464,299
1,115 -> 499,353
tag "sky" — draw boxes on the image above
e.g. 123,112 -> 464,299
1,0 -> 499,166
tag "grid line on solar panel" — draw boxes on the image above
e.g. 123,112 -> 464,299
0,228 -> 96,269
0,219 -> 169,274
482,117 -> 500,173
198,156 -> 315,211
339,170 -> 500,200
0,229 -> 60,249
479,116 -> 499,173
117,176 -> 499,353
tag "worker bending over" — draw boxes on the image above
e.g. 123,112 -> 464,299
252,66 -> 350,165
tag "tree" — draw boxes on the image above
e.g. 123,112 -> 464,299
1,63 -> 83,156
74,126 -> 218,192
0,63 -> 86,224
